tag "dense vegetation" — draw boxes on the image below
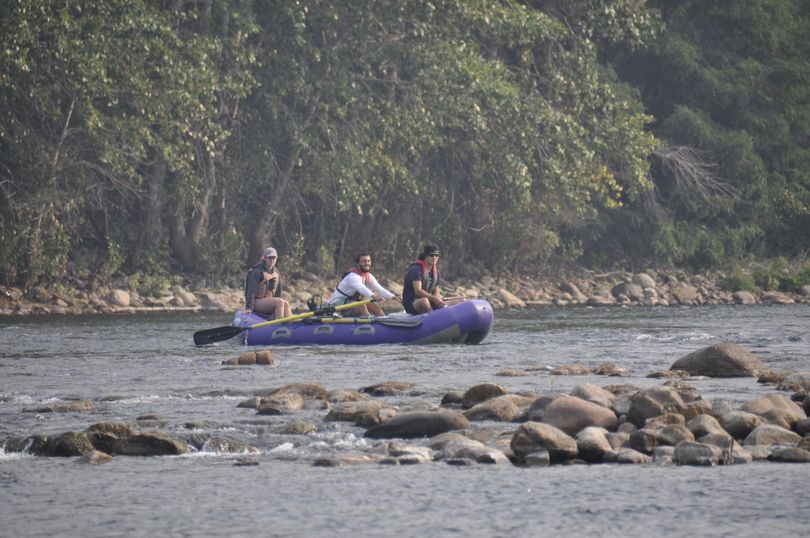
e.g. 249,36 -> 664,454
1,0 -> 808,291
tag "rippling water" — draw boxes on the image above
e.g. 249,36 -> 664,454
1,305 -> 809,537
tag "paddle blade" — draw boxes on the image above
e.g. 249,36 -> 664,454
193,325 -> 246,346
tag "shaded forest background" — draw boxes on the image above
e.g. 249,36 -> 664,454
2,0 -> 809,291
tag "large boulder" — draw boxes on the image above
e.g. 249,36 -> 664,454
430,436 -> 510,464
673,441 -> 724,466
626,386 -> 687,428
740,394 -> 806,429
113,431 -> 188,456
743,424 -> 802,447
48,431 -> 95,457
571,383 -> 615,408
576,427 -> 613,463
655,424 -> 695,447
541,395 -> 618,436
687,415 -> 726,438
463,395 -> 533,422
510,422 -> 578,463
364,410 -> 469,439
462,383 -> 507,408
324,401 -> 398,427
670,344 -> 767,377
721,411 -> 763,439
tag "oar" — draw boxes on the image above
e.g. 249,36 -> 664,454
193,299 -> 372,346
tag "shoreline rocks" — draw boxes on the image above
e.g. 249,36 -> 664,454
3,268 -> 809,316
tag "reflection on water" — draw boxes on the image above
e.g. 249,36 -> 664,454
1,304 -> 809,537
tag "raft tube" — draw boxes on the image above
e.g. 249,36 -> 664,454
232,299 -> 494,346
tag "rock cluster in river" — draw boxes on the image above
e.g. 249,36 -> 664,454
3,269 -> 809,315
5,344 -> 809,467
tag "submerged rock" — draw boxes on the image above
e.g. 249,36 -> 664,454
112,431 -> 188,456
365,410 -> 469,439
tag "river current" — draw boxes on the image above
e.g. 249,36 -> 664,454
1,305 -> 809,537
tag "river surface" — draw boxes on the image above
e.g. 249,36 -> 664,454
1,305 -> 809,537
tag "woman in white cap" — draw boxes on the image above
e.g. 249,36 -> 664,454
244,247 -> 292,319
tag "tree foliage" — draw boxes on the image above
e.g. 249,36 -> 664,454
1,0 -> 807,289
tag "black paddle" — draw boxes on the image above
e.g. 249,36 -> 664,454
193,299 -> 373,346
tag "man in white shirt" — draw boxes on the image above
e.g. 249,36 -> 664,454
327,253 -> 400,316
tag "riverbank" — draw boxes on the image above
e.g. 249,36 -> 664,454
2,268 -> 810,316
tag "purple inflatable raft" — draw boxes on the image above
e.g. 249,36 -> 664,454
231,299 -> 494,346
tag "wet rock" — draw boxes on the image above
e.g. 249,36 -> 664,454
510,422 -> 578,463
524,450 -> 551,467
365,410 -> 469,439
644,414 -> 685,430
795,418 -> 810,436
445,458 -> 476,466
743,424 -> 801,447
653,446 -> 675,464
593,363 -> 628,377
327,389 -> 369,403
682,399 -> 714,421
655,424 -> 695,446
386,441 -> 434,464
256,383 -> 328,401
237,397 -> 263,409
360,381 -> 416,397
647,370 -> 689,379
605,431 -> 630,450
770,447 -> 810,463
797,437 -> 810,451
53,400 -> 96,413
744,445 -> 773,461
5,435 -> 49,455
741,393 -> 806,429
576,427 -> 612,463
541,395 -> 618,436
571,383 -> 615,408
525,393 -> 566,422
76,450 -> 113,465
84,422 -> 134,454
440,390 -> 465,406
282,420 -> 317,435
688,415 -> 726,438
605,448 -> 652,464
674,441 -> 723,466
462,383 -> 507,408
721,411 -> 763,440
629,429 -> 658,454
463,395 -> 521,422
313,454 -> 385,467
325,400 -> 398,427
670,344 -> 767,377
224,350 -> 276,366
257,392 -> 304,415
48,431 -> 95,457
551,364 -> 592,376
777,372 -> 810,391
113,431 -> 188,456
202,436 -> 259,454
627,386 -> 687,428
431,437 -> 509,464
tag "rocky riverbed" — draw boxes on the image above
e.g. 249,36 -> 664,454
4,343 -> 809,467
3,269 -> 810,316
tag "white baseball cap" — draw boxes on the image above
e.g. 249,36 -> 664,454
264,247 -> 278,258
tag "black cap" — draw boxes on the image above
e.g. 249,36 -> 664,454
422,243 -> 440,256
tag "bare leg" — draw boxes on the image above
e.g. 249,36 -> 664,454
254,297 -> 292,319
412,297 -> 432,313
367,303 -> 385,316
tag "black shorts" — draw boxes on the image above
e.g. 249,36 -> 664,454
403,300 -> 419,315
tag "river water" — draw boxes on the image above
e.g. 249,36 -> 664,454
1,305 -> 808,537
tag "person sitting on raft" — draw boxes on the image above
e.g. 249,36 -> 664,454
244,247 -> 292,319
401,243 -> 447,314
327,253 -> 400,317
